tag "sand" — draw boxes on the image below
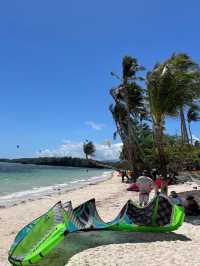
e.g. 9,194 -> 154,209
1,173 -> 200,266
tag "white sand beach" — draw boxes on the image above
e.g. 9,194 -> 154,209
1,173 -> 200,266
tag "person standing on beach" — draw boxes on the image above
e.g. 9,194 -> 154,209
121,171 -> 127,183
136,170 -> 156,207
127,170 -> 132,183
151,168 -> 158,181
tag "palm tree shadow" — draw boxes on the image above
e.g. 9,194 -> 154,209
37,230 -> 191,266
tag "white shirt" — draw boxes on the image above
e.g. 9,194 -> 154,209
136,175 -> 154,193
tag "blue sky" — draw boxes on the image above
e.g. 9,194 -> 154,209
0,0 -> 199,158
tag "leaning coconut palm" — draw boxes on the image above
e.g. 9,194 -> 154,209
147,64 -> 179,194
165,53 -> 200,145
110,56 -> 147,175
109,102 -> 131,165
109,91 -> 145,174
187,103 -> 200,144
109,101 -> 128,152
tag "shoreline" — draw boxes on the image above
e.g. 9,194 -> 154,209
1,172 -> 200,266
0,170 -> 113,209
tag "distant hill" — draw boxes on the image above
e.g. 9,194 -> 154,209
0,157 -> 115,169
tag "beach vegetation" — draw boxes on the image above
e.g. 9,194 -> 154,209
110,53 -> 200,193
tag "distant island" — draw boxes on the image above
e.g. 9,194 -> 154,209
0,157 -> 115,169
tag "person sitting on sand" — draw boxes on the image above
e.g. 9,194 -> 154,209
169,191 -> 185,206
136,170 -> 157,207
171,170 -> 178,184
167,174 -> 173,185
185,195 -> 200,216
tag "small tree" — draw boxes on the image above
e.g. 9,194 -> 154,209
83,140 -> 96,160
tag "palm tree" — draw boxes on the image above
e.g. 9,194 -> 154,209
187,103 -> 200,144
147,64 -> 179,194
147,54 -> 200,193
165,53 -> 200,145
109,91 -> 145,172
110,56 -> 147,174
83,140 -> 96,160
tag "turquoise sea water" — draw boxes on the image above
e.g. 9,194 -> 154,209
0,162 -> 112,206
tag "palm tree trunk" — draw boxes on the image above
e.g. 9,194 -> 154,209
117,117 -> 144,176
180,107 -> 189,145
154,120 -> 168,194
114,117 -> 135,172
123,79 -> 139,174
188,122 -> 193,145
110,79 -> 146,178
123,86 -> 146,177
120,118 -> 140,175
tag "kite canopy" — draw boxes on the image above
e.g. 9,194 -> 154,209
8,194 -> 184,266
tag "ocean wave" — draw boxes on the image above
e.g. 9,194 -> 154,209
88,176 -> 103,181
0,185 -> 58,200
69,179 -> 86,184
0,170 -> 113,206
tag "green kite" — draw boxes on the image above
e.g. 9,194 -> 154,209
8,193 -> 184,265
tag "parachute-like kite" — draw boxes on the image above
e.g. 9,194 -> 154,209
8,194 -> 184,266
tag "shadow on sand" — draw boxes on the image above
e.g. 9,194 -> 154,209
185,216 -> 200,225
34,230 -> 191,266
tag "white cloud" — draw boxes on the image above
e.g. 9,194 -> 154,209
192,135 -> 200,141
94,142 -> 122,161
192,135 -> 200,144
37,140 -> 122,161
85,121 -> 105,130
